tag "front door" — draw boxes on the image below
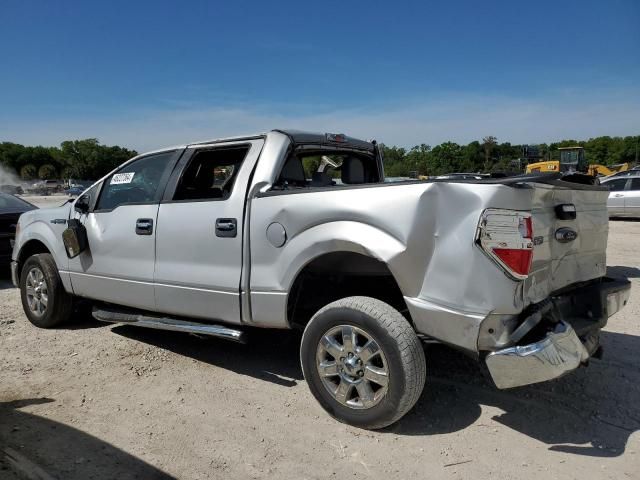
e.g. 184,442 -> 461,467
68,150 -> 181,310
153,139 -> 263,324
605,178 -> 628,216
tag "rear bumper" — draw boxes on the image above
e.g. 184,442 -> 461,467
486,321 -> 588,389
486,277 -> 631,389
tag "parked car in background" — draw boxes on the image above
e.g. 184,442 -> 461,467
384,176 -> 413,182
64,186 -> 85,197
0,193 -> 36,265
0,184 -> 24,195
30,179 -> 64,195
435,173 -> 487,180
600,172 -> 640,217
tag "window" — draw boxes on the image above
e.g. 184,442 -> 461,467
173,146 -> 248,201
630,178 -> 640,191
96,151 -> 175,210
604,178 -> 628,192
77,183 -> 101,211
0,193 -> 34,209
274,151 -> 380,190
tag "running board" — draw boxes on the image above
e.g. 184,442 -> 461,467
92,306 -> 247,343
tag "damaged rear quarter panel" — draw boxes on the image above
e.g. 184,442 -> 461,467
248,181 -> 531,334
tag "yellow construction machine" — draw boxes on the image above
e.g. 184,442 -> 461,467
526,146 -> 587,174
525,146 -> 632,177
586,163 -> 630,177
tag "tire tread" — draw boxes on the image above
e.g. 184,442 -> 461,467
20,253 -> 73,328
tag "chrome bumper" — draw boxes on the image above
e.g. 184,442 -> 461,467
10,261 -> 19,288
486,321 -> 589,389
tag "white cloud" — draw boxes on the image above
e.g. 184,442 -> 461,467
1,90 -> 638,151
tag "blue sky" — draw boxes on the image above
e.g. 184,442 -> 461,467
1,0 -> 638,151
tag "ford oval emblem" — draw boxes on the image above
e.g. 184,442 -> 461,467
555,227 -> 578,243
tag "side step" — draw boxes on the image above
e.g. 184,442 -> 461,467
92,306 -> 247,343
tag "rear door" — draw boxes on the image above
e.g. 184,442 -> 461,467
624,178 -> 640,217
68,150 -> 181,310
153,139 -> 264,323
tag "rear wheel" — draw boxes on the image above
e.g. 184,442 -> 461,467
301,296 -> 426,429
20,253 -> 73,328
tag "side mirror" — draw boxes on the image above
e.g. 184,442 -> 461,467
62,219 -> 88,258
74,194 -> 90,214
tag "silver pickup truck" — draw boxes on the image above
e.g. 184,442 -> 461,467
11,130 -> 631,429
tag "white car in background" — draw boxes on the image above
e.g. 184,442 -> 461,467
600,173 -> 640,218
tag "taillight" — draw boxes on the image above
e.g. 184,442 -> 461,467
476,209 -> 534,280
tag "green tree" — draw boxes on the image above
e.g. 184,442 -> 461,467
59,139 -> 137,179
429,142 -> 464,175
405,144 -> 431,176
381,145 -> 409,177
461,141 -> 484,172
38,164 -> 57,179
20,164 -> 37,180
482,136 -> 497,171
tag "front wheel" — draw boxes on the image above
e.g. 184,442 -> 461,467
300,296 -> 426,429
20,253 -> 73,328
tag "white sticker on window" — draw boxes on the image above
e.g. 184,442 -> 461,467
111,172 -> 135,185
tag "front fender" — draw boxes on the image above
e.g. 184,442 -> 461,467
16,220 -> 72,292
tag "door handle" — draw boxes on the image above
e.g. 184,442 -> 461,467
136,218 -> 154,235
215,218 -> 237,238
614,194 -> 624,197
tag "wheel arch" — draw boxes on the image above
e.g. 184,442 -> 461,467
286,250 -> 411,330
248,220 -> 410,329
15,223 -> 70,292
15,239 -> 52,283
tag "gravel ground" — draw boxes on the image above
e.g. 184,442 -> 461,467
1,196 -> 639,479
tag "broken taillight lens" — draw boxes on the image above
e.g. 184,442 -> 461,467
476,209 -> 534,280
491,248 -> 533,277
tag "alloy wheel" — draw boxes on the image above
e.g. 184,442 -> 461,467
315,325 -> 389,409
25,267 -> 48,317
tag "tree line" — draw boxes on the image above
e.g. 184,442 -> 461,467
0,135 -> 638,182
382,135 -> 640,177
0,139 -> 137,182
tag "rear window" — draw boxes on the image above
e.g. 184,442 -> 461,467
603,178 -> 628,192
274,151 -> 380,190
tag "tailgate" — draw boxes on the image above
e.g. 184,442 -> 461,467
523,182 -> 609,305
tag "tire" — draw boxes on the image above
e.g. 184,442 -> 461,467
300,296 -> 426,429
20,253 -> 73,328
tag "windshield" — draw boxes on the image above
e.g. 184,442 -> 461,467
0,193 -> 35,210
560,150 -> 580,165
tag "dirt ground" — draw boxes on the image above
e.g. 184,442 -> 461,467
1,196 -> 639,479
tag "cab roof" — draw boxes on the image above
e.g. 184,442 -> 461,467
187,129 -> 375,152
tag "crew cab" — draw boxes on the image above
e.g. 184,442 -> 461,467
11,130 -> 631,429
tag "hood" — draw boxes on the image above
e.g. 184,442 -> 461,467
19,203 -> 72,226
0,205 -> 36,215
0,198 -> 37,215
